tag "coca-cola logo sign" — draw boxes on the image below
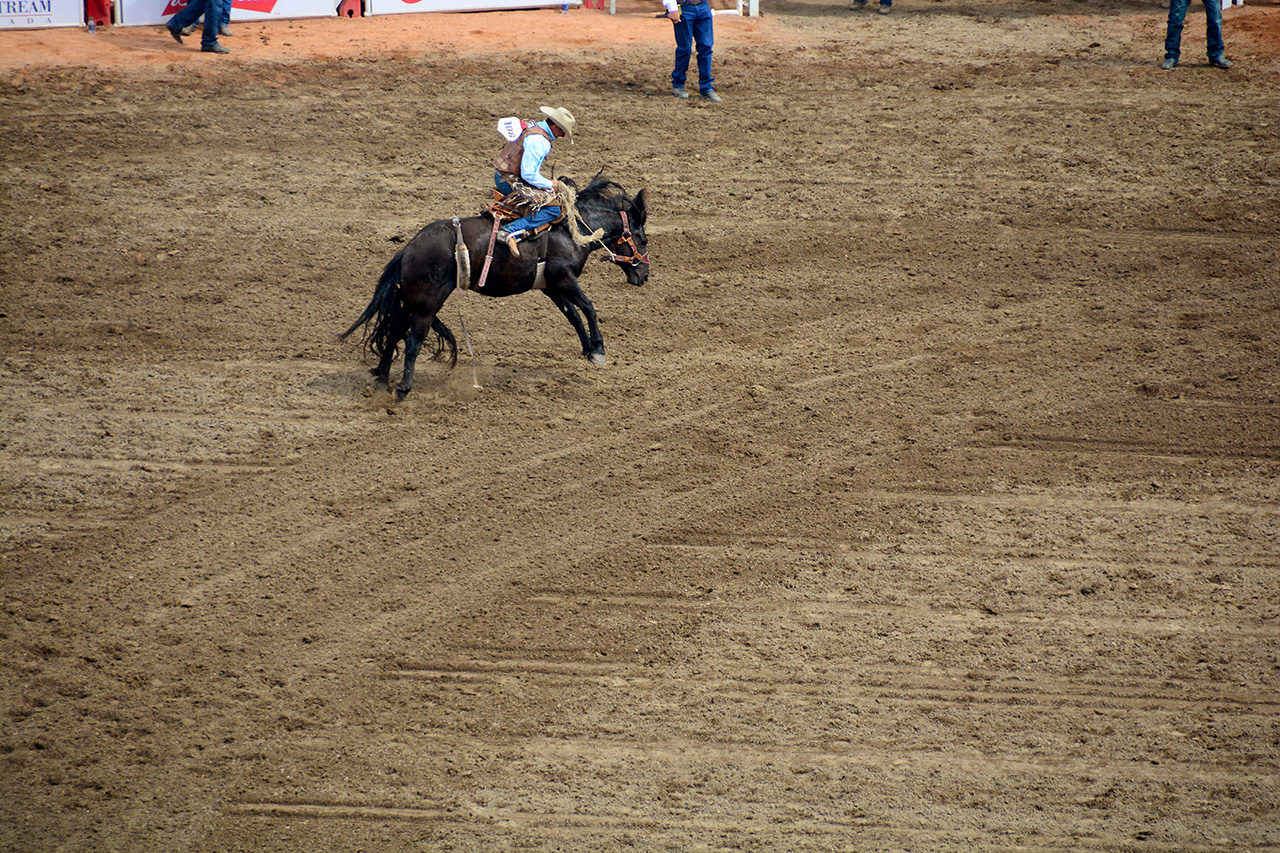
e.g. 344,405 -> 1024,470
161,0 -> 278,14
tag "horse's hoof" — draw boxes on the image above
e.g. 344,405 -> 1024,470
588,352 -> 608,366
394,387 -> 411,401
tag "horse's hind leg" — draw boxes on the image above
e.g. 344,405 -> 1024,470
371,314 -> 409,391
395,312 -> 437,400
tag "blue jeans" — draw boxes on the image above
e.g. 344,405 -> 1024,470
672,1 -> 715,95
182,4 -> 231,32
1164,0 -> 1224,62
494,175 -> 561,235
169,0 -> 230,47
503,206 -> 561,235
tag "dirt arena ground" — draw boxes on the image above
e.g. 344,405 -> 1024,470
2,0 -> 1279,849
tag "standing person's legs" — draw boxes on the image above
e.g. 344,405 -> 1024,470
167,0 -> 204,37
201,0 -> 230,49
689,3 -> 715,94
672,15 -> 693,90
1163,0 -> 1190,62
1203,0 -> 1224,60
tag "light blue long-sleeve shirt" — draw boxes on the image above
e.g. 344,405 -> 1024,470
519,121 -> 556,191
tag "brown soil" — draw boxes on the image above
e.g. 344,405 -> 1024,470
2,0 -> 1279,850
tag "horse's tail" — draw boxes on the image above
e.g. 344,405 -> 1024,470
340,250 -> 404,362
432,316 -> 459,368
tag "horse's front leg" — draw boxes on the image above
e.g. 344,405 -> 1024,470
545,278 -> 606,365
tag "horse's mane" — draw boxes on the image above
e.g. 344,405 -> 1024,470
553,169 -> 629,246
573,171 -> 632,212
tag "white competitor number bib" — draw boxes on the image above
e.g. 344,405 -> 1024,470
497,117 -> 524,142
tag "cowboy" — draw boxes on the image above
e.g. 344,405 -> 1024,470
493,106 -> 576,258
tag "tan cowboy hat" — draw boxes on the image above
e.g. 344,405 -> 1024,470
540,106 -> 577,142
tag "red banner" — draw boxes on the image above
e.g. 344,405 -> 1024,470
162,0 -> 277,15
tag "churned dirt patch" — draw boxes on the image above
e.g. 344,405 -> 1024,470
2,0 -> 1278,851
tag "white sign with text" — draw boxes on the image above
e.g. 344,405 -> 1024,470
0,0 -> 84,28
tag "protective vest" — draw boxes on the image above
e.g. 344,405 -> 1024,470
494,124 -> 553,185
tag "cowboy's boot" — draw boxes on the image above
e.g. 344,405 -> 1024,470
500,229 -> 523,258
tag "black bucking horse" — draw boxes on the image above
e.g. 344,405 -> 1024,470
341,174 -> 650,399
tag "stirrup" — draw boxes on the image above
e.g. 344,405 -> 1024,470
500,229 -> 522,258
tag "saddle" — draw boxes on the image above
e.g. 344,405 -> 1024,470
458,197 -> 555,295
486,187 -> 564,240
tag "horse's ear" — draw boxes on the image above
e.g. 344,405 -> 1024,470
631,188 -> 649,226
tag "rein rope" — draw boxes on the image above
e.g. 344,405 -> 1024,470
451,216 -> 483,389
557,183 -> 605,246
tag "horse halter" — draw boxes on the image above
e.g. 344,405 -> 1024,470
602,211 -> 649,266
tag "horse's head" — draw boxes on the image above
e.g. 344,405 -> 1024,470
576,175 -> 650,286
609,188 -> 650,287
